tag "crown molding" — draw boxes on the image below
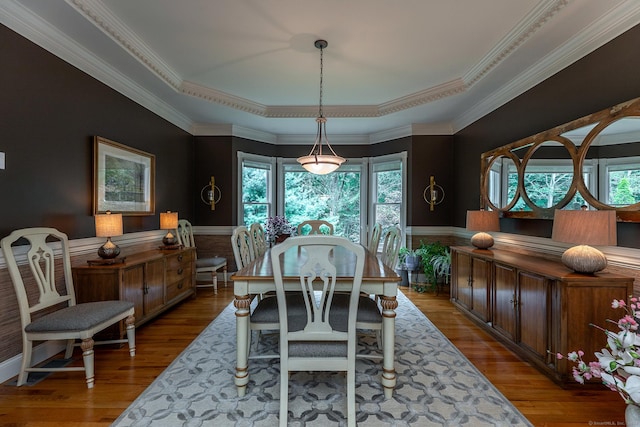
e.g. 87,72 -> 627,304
453,0 -> 640,133
53,0 -> 576,122
0,0 -> 193,132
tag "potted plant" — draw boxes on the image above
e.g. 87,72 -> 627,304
431,248 -> 452,286
264,215 -> 294,245
415,240 -> 449,292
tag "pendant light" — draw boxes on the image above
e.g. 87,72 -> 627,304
297,40 -> 345,175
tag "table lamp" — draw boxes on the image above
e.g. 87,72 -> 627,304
552,209 -> 616,274
160,211 -> 179,246
95,211 -> 123,259
466,210 -> 500,249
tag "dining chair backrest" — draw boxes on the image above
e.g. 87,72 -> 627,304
368,223 -> 382,253
231,226 -> 255,270
297,220 -> 334,236
176,219 -> 196,248
249,222 -> 268,257
380,226 -> 402,269
270,235 -> 364,426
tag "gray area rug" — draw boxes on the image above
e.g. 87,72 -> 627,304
113,291 -> 532,426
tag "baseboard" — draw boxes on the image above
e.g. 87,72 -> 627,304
0,341 -> 66,384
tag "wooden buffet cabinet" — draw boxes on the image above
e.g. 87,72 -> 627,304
451,246 -> 634,386
72,247 -> 196,339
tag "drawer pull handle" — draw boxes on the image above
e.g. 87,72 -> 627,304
178,282 -> 183,289
177,268 -> 184,275
178,255 -> 183,262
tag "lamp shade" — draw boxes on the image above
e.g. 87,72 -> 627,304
551,210 -> 617,246
160,211 -> 178,230
466,210 -> 500,249
552,209 -> 617,274
95,211 -> 123,237
466,210 -> 500,232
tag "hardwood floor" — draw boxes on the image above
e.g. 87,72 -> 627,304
0,285 -> 627,426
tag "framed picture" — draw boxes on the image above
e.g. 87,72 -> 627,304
93,136 -> 155,215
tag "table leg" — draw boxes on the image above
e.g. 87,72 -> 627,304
234,294 -> 251,397
380,295 -> 398,399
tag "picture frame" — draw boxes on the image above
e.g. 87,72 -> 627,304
93,136 -> 155,215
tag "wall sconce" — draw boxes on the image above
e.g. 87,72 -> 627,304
160,211 -> 179,246
423,176 -> 445,211
466,210 -> 500,249
551,209 -> 617,274
200,176 -> 222,211
95,210 -> 123,259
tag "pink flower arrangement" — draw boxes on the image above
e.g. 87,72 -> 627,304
557,297 -> 640,405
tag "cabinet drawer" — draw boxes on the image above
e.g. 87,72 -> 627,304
166,277 -> 190,301
166,251 -> 193,284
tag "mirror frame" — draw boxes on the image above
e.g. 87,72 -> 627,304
480,96 -> 640,221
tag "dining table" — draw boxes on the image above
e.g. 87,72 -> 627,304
231,242 -> 401,399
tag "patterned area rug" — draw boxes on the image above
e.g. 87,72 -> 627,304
113,291 -> 532,426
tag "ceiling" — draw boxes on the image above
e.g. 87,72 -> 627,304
2,0 -> 640,144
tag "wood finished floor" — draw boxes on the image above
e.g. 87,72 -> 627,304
0,285 -> 627,426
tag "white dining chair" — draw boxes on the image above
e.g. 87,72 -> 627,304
368,223 -> 382,253
380,226 -> 402,269
271,235 -> 364,427
231,225 -> 282,359
1,227 -> 136,388
176,219 -> 227,294
249,222 -> 268,257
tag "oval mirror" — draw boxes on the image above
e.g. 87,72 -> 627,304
483,152 -> 520,211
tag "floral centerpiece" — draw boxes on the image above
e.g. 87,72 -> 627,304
264,215 -> 294,245
557,297 -> 640,420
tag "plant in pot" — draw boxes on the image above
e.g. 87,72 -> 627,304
414,240 -> 449,293
398,247 -> 419,287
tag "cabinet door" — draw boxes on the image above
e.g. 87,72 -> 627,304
493,263 -> 517,340
144,258 -> 165,317
454,251 -> 472,310
122,265 -> 145,324
470,257 -> 489,322
518,271 -> 548,360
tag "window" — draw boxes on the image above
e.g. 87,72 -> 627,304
239,152 -> 406,245
370,153 -> 406,246
238,152 -> 275,226
600,156 -> 640,207
279,161 -> 365,242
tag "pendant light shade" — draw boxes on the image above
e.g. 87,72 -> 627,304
297,40 -> 345,175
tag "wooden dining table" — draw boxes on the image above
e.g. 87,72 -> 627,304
231,243 -> 401,399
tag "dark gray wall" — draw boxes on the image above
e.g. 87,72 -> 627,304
1,24 -> 194,239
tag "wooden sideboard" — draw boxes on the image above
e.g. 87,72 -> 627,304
451,245 -> 634,386
72,247 -> 196,339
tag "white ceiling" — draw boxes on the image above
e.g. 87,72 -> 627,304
2,0 -> 640,144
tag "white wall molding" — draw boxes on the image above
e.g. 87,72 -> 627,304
0,341 -> 66,384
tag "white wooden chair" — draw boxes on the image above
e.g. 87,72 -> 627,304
380,226 -> 402,269
231,225 -> 283,359
271,235 -> 364,427
296,220 -> 334,235
176,219 -> 227,294
368,223 -> 382,253
1,227 -> 136,388
249,222 -> 268,257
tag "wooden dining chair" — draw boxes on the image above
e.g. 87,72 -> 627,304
296,220 -> 334,235
368,223 -> 382,253
271,235 -> 364,427
1,227 -> 136,388
176,219 -> 227,294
